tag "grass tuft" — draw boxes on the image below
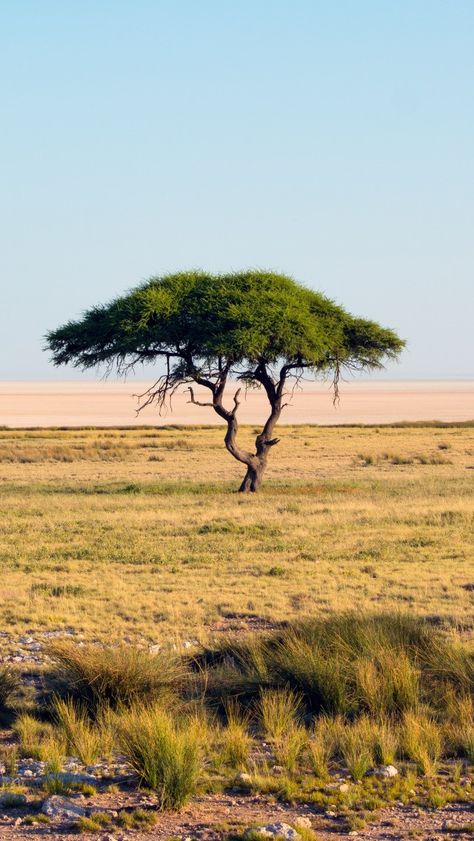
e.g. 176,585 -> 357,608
47,641 -> 181,711
119,704 -> 200,809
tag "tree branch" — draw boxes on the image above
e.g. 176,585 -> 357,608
187,387 -> 214,408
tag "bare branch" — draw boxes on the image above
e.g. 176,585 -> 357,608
187,386 -> 214,408
232,387 -> 241,415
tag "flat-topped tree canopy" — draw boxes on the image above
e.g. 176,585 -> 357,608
46,270 -> 405,491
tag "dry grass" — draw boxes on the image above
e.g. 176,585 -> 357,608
0,424 -> 472,644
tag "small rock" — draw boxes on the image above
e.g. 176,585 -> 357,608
375,764 -> 399,778
255,822 -> 300,841
271,765 -> 285,775
42,795 -> 87,819
325,811 -> 337,817
339,783 -> 350,792
22,769 -> 34,778
236,772 -> 252,785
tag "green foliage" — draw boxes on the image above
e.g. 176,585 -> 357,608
256,688 -> 302,740
46,270 -> 404,381
195,612 -> 461,717
53,698 -> 103,764
340,721 -> 373,780
23,814 -> 50,826
402,712 -> 443,776
118,704 -> 200,809
273,723 -> 307,772
46,641 -> 181,712
220,701 -> 253,768
117,808 -> 158,828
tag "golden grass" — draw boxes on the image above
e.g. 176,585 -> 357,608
0,424 -> 472,644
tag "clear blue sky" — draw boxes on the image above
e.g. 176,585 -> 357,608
1,1 -> 473,379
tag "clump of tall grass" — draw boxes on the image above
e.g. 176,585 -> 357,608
307,732 -> 330,779
255,688 -> 305,772
369,718 -> 399,766
220,701 -> 253,769
119,704 -> 200,809
14,714 -> 55,758
401,711 -> 443,776
13,713 -> 66,769
193,613 -> 473,720
46,642 -> 181,712
307,715 -> 344,778
256,688 -> 302,740
354,651 -> 420,714
54,698 -> 111,764
339,719 -> 373,780
275,634 -> 350,715
443,693 -> 474,761
273,724 -> 307,772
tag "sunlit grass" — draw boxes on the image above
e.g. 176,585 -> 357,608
0,424 -> 472,645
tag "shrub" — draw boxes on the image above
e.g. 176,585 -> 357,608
119,704 -> 200,809
46,641 -> 181,712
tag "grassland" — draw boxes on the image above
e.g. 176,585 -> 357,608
0,423 -> 473,838
0,423 -> 472,646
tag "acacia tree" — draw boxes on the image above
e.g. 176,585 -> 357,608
45,271 -> 404,491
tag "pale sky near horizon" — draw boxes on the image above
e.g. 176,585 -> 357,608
1,1 -> 473,381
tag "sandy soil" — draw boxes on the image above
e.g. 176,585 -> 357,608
1,380 -> 473,427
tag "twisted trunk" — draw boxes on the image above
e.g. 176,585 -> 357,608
187,360 -> 296,492
239,458 -> 266,492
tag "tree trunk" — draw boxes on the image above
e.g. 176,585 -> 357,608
239,460 -> 265,493
188,363 -> 291,493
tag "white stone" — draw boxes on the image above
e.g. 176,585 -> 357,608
375,764 -> 398,778
255,822 -> 301,841
42,795 -> 87,819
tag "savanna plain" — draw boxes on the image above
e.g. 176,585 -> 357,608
0,423 -> 473,840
